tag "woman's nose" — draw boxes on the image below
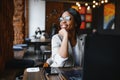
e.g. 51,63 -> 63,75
61,20 -> 67,23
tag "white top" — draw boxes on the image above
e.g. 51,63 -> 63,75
46,34 -> 87,67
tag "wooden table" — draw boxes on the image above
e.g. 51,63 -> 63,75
22,67 -> 82,80
29,38 -> 51,54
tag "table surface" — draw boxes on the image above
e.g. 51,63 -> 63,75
30,38 -> 51,43
22,67 -> 82,80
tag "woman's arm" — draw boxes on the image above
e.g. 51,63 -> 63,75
50,32 -> 69,67
58,29 -> 68,58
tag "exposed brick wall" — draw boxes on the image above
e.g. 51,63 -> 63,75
13,0 -> 24,44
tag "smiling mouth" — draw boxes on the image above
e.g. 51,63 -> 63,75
60,24 -> 68,28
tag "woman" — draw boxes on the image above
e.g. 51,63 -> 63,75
44,8 -> 86,67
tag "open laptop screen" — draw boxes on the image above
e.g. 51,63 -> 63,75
82,34 -> 120,80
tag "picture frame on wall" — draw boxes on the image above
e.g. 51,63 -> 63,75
98,1 -> 120,35
103,3 -> 115,30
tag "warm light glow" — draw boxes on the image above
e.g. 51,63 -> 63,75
85,3 -> 88,6
87,6 -> 90,10
74,0 -> 108,9
76,2 -> 79,6
79,6 -> 81,9
95,2 -> 98,5
76,2 -> 81,7
93,5 -> 96,8
78,4 -> 81,7
101,0 -> 104,4
93,0 -> 96,3
105,0 -> 108,3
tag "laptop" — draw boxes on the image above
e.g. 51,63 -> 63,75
82,34 -> 120,80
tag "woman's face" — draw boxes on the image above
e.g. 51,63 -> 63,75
59,11 -> 75,32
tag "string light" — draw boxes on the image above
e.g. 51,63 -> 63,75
105,0 -> 108,3
79,7 -> 81,10
93,5 -> 96,8
76,2 -> 80,6
95,2 -> 99,6
87,6 -> 90,10
101,0 -> 104,4
93,0 -> 96,4
75,0 -> 108,9
85,3 -> 88,6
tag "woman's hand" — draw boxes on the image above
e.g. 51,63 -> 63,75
43,62 -> 50,67
58,28 -> 68,38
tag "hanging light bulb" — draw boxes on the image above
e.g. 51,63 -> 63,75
79,6 -> 81,10
101,0 -> 104,4
87,6 -> 90,10
93,5 -> 96,8
76,2 -> 81,9
76,2 -> 79,6
105,0 -> 108,3
93,0 -> 96,4
73,0 -> 107,10
85,3 -> 88,6
78,3 -> 81,7
95,2 -> 99,6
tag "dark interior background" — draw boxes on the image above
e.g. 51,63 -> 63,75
0,0 -> 120,72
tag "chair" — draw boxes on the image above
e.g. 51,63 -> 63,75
13,44 -> 29,59
13,45 -> 24,59
49,23 -> 58,39
40,45 -> 51,62
14,44 -> 28,50
43,49 -> 51,62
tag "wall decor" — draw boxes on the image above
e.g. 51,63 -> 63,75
98,1 -> 120,35
72,6 -> 92,31
79,6 -> 92,30
103,3 -> 115,30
